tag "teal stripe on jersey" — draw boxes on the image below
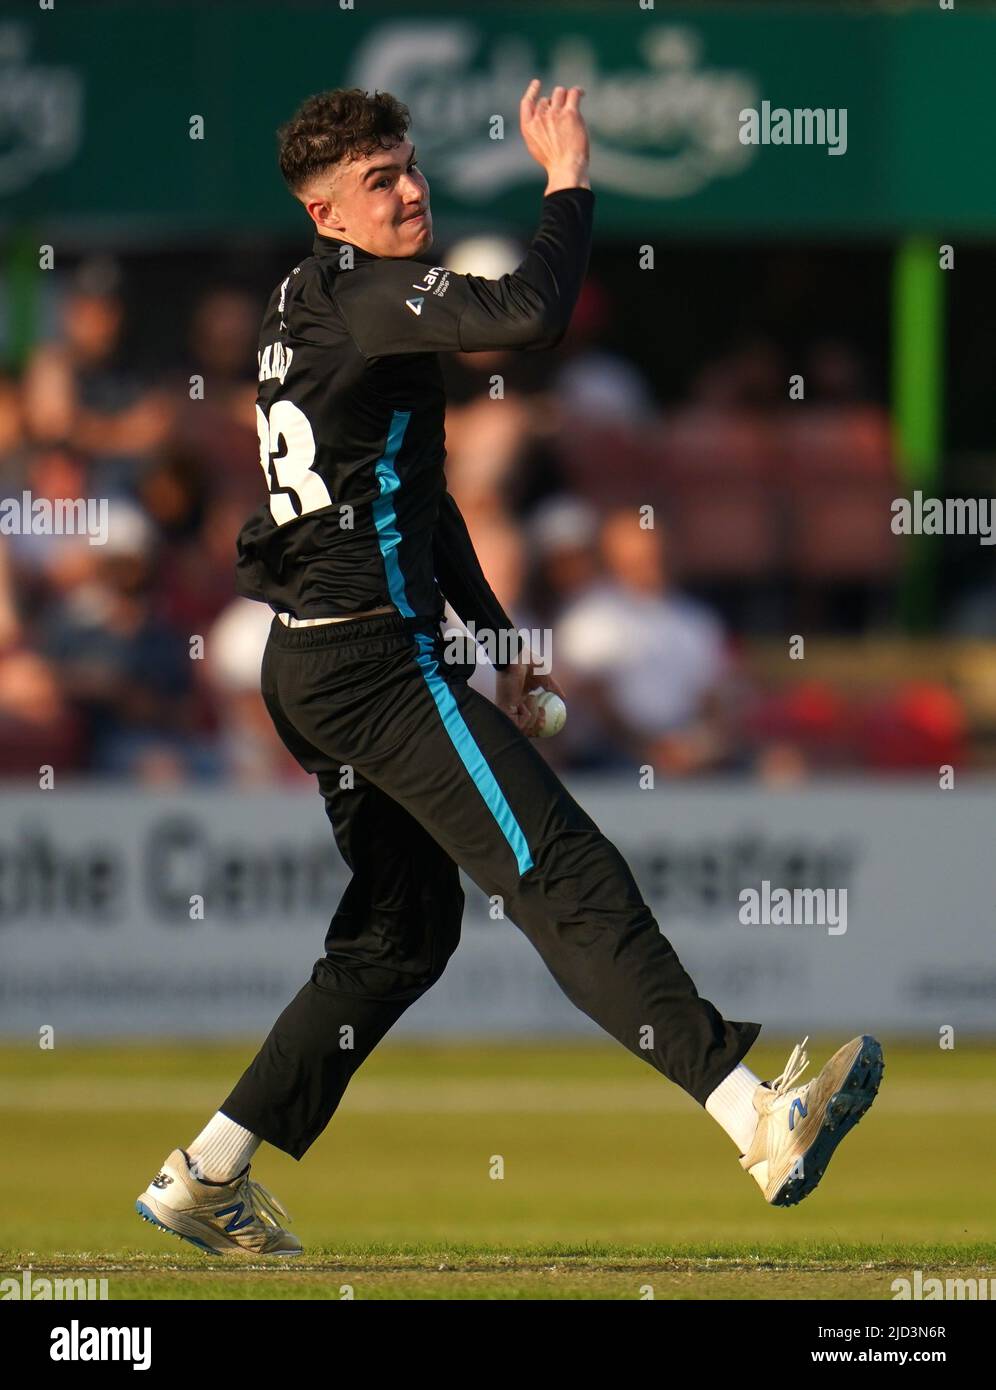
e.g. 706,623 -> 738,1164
372,410 -> 414,618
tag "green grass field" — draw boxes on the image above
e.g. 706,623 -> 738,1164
2,1037 -> 993,1299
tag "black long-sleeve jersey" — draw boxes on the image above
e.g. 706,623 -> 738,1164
235,186 -> 595,665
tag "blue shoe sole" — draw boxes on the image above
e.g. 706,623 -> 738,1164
771,1035 -> 885,1208
135,1199 -> 221,1255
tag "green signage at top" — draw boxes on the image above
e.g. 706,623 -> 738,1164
2,3 -> 994,238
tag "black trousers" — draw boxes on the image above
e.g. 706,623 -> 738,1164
222,612 -> 760,1159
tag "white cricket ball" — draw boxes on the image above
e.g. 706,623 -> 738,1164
528,687 -> 567,738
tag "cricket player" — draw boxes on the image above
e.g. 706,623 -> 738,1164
136,83 -> 883,1256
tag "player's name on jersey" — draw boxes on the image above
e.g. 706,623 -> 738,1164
258,342 -> 294,385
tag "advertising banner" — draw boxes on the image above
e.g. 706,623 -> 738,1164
1,781 -> 992,1037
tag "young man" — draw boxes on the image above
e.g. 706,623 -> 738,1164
136,84 -> 883,1256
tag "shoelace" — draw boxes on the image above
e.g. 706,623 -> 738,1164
235,1175 -> 293,1231
768,1035 -> 811,1096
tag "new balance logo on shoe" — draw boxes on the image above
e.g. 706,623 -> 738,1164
788,1097 -> 808,1131
150,1173 -> 172,1189
213,1202 -> 255,1234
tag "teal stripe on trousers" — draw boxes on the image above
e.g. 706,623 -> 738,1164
370,410 -> 534,877
413,631 -> 534,876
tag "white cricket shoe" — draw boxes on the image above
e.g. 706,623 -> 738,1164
740,1035 -> 884,1207
136,1148 -> 302,1257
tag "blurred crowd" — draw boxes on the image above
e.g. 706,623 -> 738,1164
0,246 -> 985,784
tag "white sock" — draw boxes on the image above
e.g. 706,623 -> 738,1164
186,1112 -> 261,1183
705,1062 -> 764,1153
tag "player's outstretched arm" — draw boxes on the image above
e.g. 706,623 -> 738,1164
332,81 -> 595,359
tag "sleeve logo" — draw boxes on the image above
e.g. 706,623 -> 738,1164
410,266 -> 451,298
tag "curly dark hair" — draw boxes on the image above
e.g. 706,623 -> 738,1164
277,89 -> 411,196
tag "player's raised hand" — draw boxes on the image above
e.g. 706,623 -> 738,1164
520,79 -> 590,190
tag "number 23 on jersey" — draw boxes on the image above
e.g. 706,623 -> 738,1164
255,400 -> 333,525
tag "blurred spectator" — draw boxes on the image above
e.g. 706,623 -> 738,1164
206,598 -> 306,784
0,646 -> 84,778
526,495 -> 600,627
0,538 -> 22,651
522,495 -> 608,769
688,334 -> 786,411
858,683 -> 967,772
746,680 -> 853,781
137,440 -> 208,543
157,493 -> 250,636
163,286 -> 261,509
187,286 -> 260,426
0,371 -> 26,460
551,279 -> 657,425
748,678 -> 969,778
443,390 -> 534,520
805,338 -> 872,405
556,511 -> 738,775
21,256 -> 175,494
39,501 -> 212,781
5,444 -> 100,611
